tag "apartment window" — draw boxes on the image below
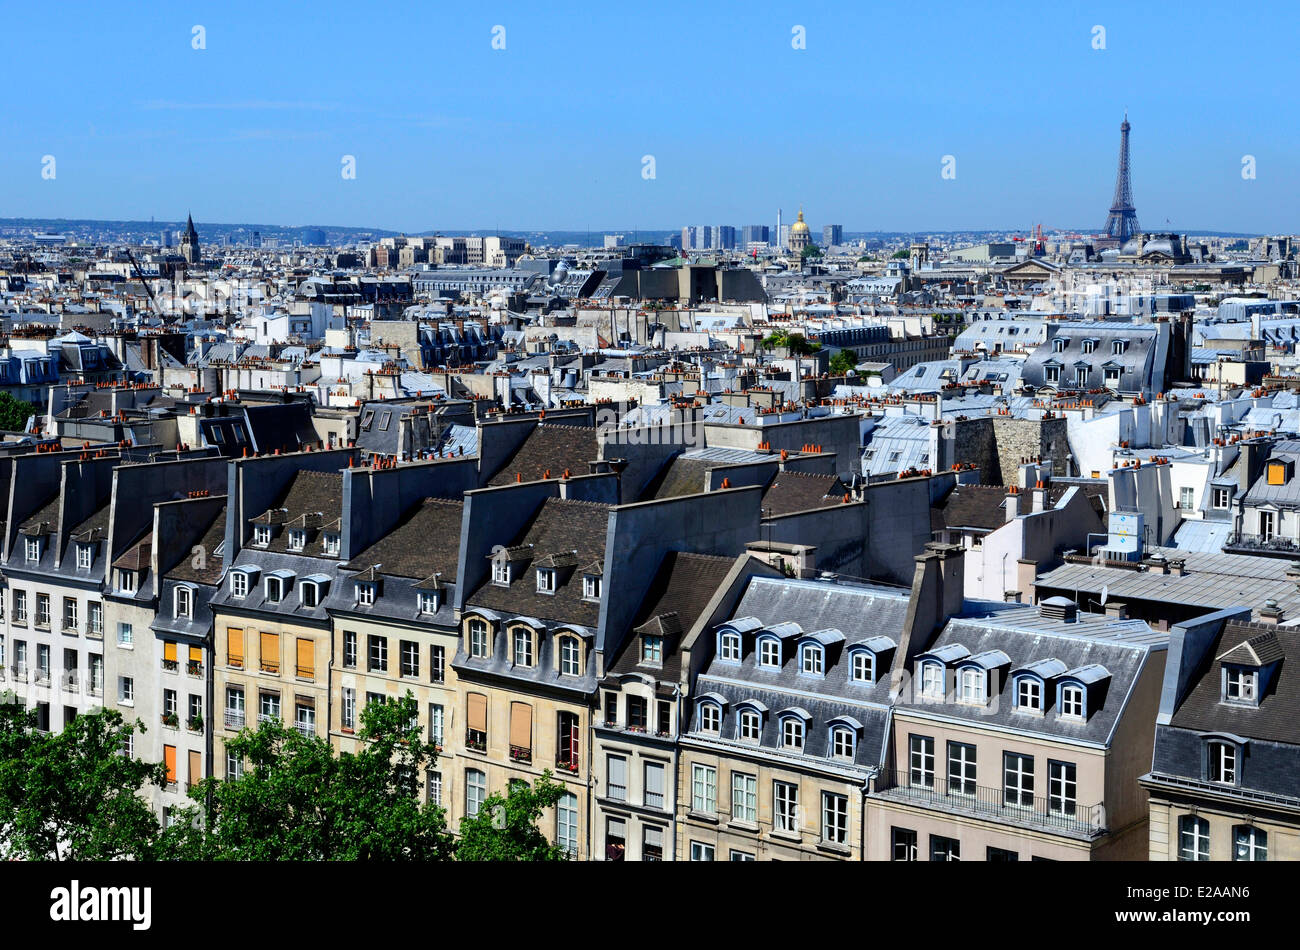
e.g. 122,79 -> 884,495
557,711 -> 579,770
429,645 -> 445,683
491,560 -> 510,586
89,654 -> 103,694
119,675 -> 134,705
225,687 -> 245,728
1060,684 -> 1085,719
13,590 -> 26,624
468,620 -> 489,659
1003,753 -> 1035,808
254,525 -> 271,546
758,638 -> 780,668
226,750 -> 244,779
400,640 -> 419,678
822,792 -> 849,846
730,772 -> 757,823
1045,365 -> 1061,384
418,591 -> 438,615
930,835 -> 961,862
342,631 -> 357,668
1179,486 -> 1194,510
163,689 -> 177,719
288,530 -> 306,552
920,661 -> 944,699
558,636 -> 580,675
259,691 -> 281,723
36,644 -> 49,680
1081,339 -> 1095,354
691,763 -> 716,814
1233,825 -> 1267,861
582,575 -> 601,601
513,628 -> 534,667
606,818 -> 626,861
62,598 -> 78,632
295,638 -> 314,679
295,702 -> 315,737
1224,667 -> 1257,704
1178,815 -> 1210,861
831,726 -> 855,760
641,635 -> 663,665
909,735 -> 935,788
323,534 -> 340,556
987,847 -> 1019,861
12,640 -> 24,676
729,849 -> 756,861
259,631 -> 279,674
891,827 -> 918,861
1049,760 -> 1077,817
36,594 -> 50,628
355,583 -> 375,606
642,825 -> 664,862
699,702 -> 721,733
773,781 -> 798,833
25,537 -> 39,562
1213,487 -> 1230,509
947,742 -> 977,796
556,793 -> 578,857
535,568 -> 556,594
367,635 -> 388,673
231,572 -> 248,599
1053,338 -> 1067,353
87,601 -> 103,637
76,544 -> 92,570
851,650 -> 874,683
465,769 -> 486,818
429,704 -> 444,745
1208,741 -> 1237,785
738,709 -> 761,742
657,699 -> 672,736
341,688 -> 356,730
801,644 -> 824,676
643,761 -> 666,810
300,582 -> 320,609
603,690 -> 617,727
427,772 -> 443,808
1112,339 -> 1126,356
1016,676 -> 1043,712
718,631 -> 741,662
781,717 -> 804,751
957,667 -> 986,704
607,755 -> 628,802
690,841 -> 715,862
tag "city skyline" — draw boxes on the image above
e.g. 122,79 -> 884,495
3,1 -> 1296,233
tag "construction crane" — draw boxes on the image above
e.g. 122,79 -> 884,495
124,247 -> 159,316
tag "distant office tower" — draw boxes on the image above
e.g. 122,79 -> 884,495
1103,113 -> 1141,243
681,226 -> 696,250
301,228 -> 327,245
604,234 -> 625,249
742,225 -> 769,246
823,224 -> 843,247
716,226 -> 736,250
161,229 -> 171,248
251,230 -> 262,249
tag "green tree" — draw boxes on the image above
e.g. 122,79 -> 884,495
0,705 -> 166,860
165,691 -> 452,860
455,771 -> 568,861
890,249 -> 910,259
801,243 -> 822,259
0,392 -> 36,432
829,349 -> 858,376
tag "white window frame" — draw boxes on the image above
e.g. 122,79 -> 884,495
1208,741 -> 1237,785
851,650 -> 874,683
1179,815 -> 1209,861
418,591 -> 438,615
468,619 -> 489,659
536,568 -> 556,594
231,572 -> 248,599
758,637 -> 780,669
287,529 -> 306,552
821,791 -> 848,846
1015,675 -> 1043,712
738,708 -> 761,742
1060,684 -> 1086,719
773,781 -> 798,833
582,575 -> 601,601
801,644 -> 824,676
174,586 -> 192,619
254,525 -> 271,546
781,716 -> 804,751
920,661 -> 945,699
731,772 -> 757,823
1224,667 -> 1258,704
355,583 -> 375,607
77,544 -> 92,570
513,627 -> 534,668
25,537 -> 39,563
831,726 -> 855,760
718,631 -> 741,662
691,763 -> 717,814
958,666 -> 986,704
558,636 -> 580,676
698,701 -> 721,733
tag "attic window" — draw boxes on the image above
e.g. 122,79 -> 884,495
1053,338 -> 1068,353
288,529 -> 306,552
1267,461 -> 1288,486
1111,340 -> 1127,355
322,533 -> 340,556
77,543 -> 93,571
25,537 -> 40,563
378,410 -> 392,431
264,576 -> 285,604
582,575 -> 601,601
118,569 -> 137,594
355,582 -> 376,606
536,568 -> 556,594
360,410 -> 375,429
418,591 -> 439,615
492,561 -> 511,586
641,635 -> 663,666
1223,666 -> 1258,705
1059,684 -> 1086,719
254,525 -> 271,547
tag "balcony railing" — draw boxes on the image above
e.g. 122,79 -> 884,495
86,625 -> 103,640
60,673 -> 79,692
873,769 -> 1105,838
187,661 -> 203,677
295,665 -> 314,679
62,622 -> 79,636
224,709 -> 246,729
555,756 -> 580,774
1225,531 -> 1300,554
260,660 -> 279,674
161,659 -> 179,673
258,712 -> 280,725
509,744 -> 532,764
465,728 -> 487,752
294,721 -> 315,738
644,790 -> 665,810
607,783 -> 627,802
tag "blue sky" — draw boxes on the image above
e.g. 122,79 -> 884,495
2,1 -> 1296,233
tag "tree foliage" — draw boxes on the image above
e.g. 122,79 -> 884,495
0,705 -> 166,860
829,349 -> 858,377
801,243 -> 822,259
761,329 -> 821,356
456,771 -> 568,861
0,392 -> 36,432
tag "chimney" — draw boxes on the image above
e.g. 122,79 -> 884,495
1031,479 -> 1049,513
1104,601 -> 1128,620
1260,599 -> 1285,625
1004,488 -> 1019,522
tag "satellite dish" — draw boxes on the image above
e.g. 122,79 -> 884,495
1100,585 -> 1109,606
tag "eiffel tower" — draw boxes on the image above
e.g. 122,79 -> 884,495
1102,113 -> 1140,242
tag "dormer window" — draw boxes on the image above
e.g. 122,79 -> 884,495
1059,684 -> 1086,719
265,576 -> 285,603
468,619 -> 490,658
582,575 -> 601,601
76,544 -> 93,571
758,637 -> 781,669
174,586 -> 192,619
492,560 -> 511,586
118,569 -> 137,594
641,635 -> 663,665
513,627 -> 535,667
25,537 -> 40,563
1015,676 -> 1044,713
536,568 -> 556,594
800,644 -> 824,676
418,591 -> 439,615
1207,740 -> 1238,785
231,571 -> 248,599
1223,666 -> 1258,705
781,717 -> 804,751
1081,339 -> 1096,354
698,701 -> 721,733
957,666 -> 987,704
254,525 -> 271,547
300,581 -> 322,609
1053,337 -> 1068,353
558,635 -> 580,676
322,534 -> 340,556
718,631 -> 741,662
851,650 -> 874,683
830,726 -> 855,760
288,529 -> 306,552
355,582 -> 376,606
920,661 -> 945,699
1111,339 -> 1126,356
738,709 -> 762,742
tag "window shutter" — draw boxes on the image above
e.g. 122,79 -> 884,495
296,638 -> 313,677
188,749 -> 201,786
509,702 -> 532,749
468,693 -> 487,732
227,629 -> 243,666
260,632 -> 279,668
163,745 -> 176,784
189,645 -> 203,664
163,641 -> 177,663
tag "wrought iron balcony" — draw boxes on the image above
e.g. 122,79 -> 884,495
1225,531 -> 1300,555
465,728 -> 487,752
509,744 -> 532,763
224,709 -> 246,729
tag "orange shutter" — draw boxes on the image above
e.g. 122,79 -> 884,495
163,641 -> 177,663
296,638 -> 313,678
163,745 -> 176,784
468,693 -> 487,732
188,749 -> 201,786
189,645 -> 203,664
260,632 -> 279,672
509,702 -> 532,749
227,628 -> 244,667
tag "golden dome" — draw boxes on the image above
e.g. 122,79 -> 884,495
790,207 -> 810,234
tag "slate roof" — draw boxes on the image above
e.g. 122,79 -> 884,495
168,505 -> 227,586
646,455 -> 709,500
486,423 -> 598,486
249,471 -> 343,557
466,497 -> 610,627
934,484 -> 1009,531
344,497 -> 464,580
761,472 -> 848,516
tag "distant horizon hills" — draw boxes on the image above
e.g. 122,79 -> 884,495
0,216 -> 1263,244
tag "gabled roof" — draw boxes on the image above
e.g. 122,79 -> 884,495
1217,630 -> 1284,666
486,423 -> 598,486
